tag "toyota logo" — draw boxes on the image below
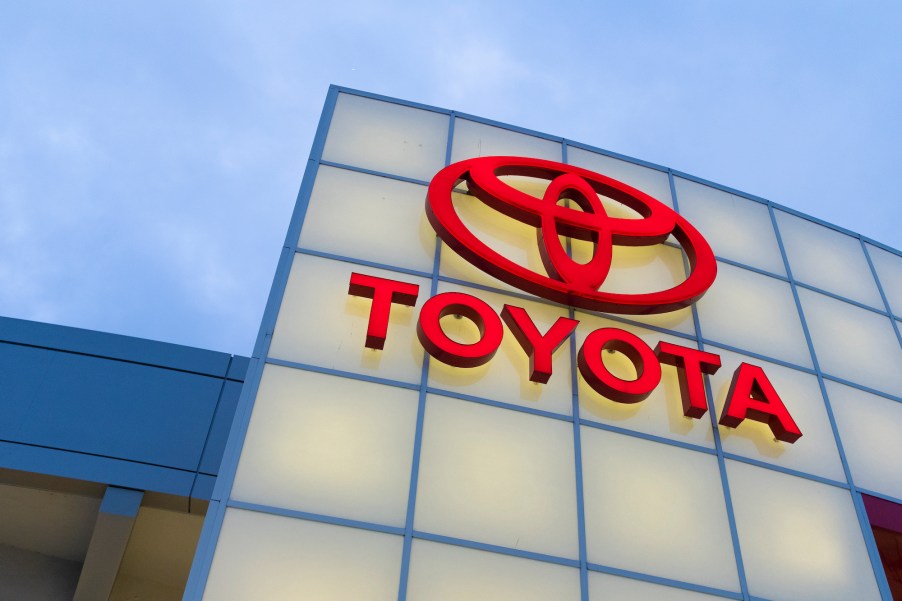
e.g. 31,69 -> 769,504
426,156 -> 717,314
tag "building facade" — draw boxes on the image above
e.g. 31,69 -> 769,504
2,86 -> 902,600
184,87 -> 902,600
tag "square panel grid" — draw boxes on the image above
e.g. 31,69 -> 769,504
187,87 -> 902,601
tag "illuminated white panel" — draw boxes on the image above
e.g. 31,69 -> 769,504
427,281 -> 573,415
798,287 -> 902,395
707,347 -> 845,481
578,240 -> 697,335
827,380 -> 902,500
591,242 -> 688,296
414,394 -> 578,558
775,210 -> 883,308
588,572 -> 725,600
451,118 -> 561,163
406,540 -> 580,601
575,311 -> 714,448
438,187 -> 549,295
298,166 -> 435,272
268,254 -> 429,384
322,92 -> 448,181
581,428 -> 739,591
615,305 -> 696,336
202,509 -> 402,601
727,460 -> 881,601
696,262 -> 812,367
866,243 -> 902,315
673,178 -> 785,275
231,365 -> 417,526
567,147 -> 673,207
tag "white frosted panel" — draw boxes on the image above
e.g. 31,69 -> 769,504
828,380 -> 902,499
589,242 -> 688,296
202,509 -> 402,601
439,245 -> 529,294
567,146 -> 673,208
298,166 -> 435,272
581,428 -> 738,590
866,243 -> 902,315
589,572 -> 724,600
322,92 -> 448,181
708,347 -> 845,481
612,305 -> 696,335
415,394 -> 578,558
674,178 -> 785,275
232,365 -> 417,526
727,460 -> 881,601
451,118 -> 561,163
269,254 -> 429,384
577,240 -> 697,335
407,540 -> 580,601
438,187 -> 548,295
798,287 -> 902,394
575,311 -> 714,448
427,281 -> 573,415
696,262 -> 812,367
775,210 -> 883,308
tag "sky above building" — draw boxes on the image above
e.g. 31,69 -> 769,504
1,1 -> 900,354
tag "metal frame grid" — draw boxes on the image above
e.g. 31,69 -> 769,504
183,85 -> 902,601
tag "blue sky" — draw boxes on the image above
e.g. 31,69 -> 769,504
1,1 -> 900,354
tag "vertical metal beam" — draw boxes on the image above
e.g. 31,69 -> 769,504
768,204 -> 894,601
563,141 -> 590,601
396,110 -> 455,601
73,486 -> 143,601
670,170 -> 751,601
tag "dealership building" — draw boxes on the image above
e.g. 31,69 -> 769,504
2,86 -> 902,601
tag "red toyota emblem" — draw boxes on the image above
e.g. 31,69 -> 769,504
426,156 -> 717,315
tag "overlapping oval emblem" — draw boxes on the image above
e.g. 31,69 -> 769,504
426,156 -> 717,314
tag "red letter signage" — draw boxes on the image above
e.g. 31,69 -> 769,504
500,305 -> 578,384
719,363 -> 803,443
417,292 -> 504,368
655,342 -> 722,418
347,273 -> 803,444
348,273 -> 419,349
340,156 -> 804,445
578,328 -> 662,403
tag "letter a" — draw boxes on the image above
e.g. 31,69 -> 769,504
719,363 -> 802,443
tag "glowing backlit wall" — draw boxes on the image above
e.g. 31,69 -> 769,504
184,87 -> 902,601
